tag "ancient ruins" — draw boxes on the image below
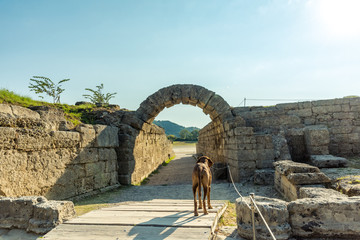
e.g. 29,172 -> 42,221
1,84 -> 360,238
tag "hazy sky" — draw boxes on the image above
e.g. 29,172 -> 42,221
1,0 -> 360,128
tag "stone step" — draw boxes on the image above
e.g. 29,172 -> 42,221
309,155 -> 347,168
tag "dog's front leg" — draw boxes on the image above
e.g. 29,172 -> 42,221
193,185 -> 199,216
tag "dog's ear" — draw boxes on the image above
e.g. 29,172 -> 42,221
206,158 -> 214,168
196,156 -> 205,164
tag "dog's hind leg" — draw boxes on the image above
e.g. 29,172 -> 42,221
203,185 -> 208,215
207,185 -> 213,209
198,169 -> 202,209
193,184 -> 198,216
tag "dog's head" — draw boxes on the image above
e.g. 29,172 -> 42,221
196,156 -> 213,168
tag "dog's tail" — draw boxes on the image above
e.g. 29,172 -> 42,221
197,166 -> 202,198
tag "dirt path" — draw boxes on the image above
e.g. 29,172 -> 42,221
146,144 -> 196,185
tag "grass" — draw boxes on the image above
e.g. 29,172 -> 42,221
0,88 -> 48,107
172,141 -> 197,146
217,202 -> 237,227
0,88 -> 110,126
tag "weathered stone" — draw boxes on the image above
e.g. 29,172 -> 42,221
236,196 -> 291,240
304,125 -> 330,155
74,148 -> 99,164
254,169 -> 275,185
28,200 -> 75,234
0,196 -> 40,229
288,197 -> 360,238
299,186 -> 346,198
75,124 -> 96,147
336,175 -> 360,197
10,105 -> 40,119
309,155 -> 347,168
287,172 -> 331,185
93,125 -> 119,147
273,160 -> 320,176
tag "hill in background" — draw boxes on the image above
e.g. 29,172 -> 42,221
153,120 -> 199,137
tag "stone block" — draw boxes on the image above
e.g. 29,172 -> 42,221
273,160 -> 320,176
288,197 -> 360,238
93,125 -> 119,147
256,158 -> 274,169
0,196 -> 40,229
50,131 -> 80,148
304,125 -> 330,154
234,127 -> 253,136
236,196 -> 291,240
0,104 -> 13,117
312,104 -> 341,114
85,161 -> 105,177
74,148 -> 99,164
98,148 -> 117,161
28,200 -> 75,234
75,124 -> 96,147
288,108 -> 312,117
299,186 -> 346,198
10,105 -> 40,119
275,172 -> 299,201
336,175 -> 360,197
287,172 -> 331,185
254,169 -> 275,185
94,172 -> 111,189
309,155 -> 347,168
238,150 -> 257,161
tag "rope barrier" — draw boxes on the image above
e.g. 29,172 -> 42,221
250,194 -> 277,240
226,163 -> 251,210
226,163 -> 277,240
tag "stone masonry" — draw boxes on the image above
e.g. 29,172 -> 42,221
0,104 -> 119,200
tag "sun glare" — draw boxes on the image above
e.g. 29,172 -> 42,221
313,0 -> 360,40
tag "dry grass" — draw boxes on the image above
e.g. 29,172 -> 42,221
218,202 -> 237,227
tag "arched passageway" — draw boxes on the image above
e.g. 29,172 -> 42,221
122,84 -> 234,184
136,84 -> 232,123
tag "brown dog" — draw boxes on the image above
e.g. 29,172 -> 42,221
192,156 -> 213,216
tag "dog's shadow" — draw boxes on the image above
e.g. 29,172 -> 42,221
127,211 -> 204,240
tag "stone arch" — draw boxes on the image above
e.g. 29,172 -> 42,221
136,84 -> 232,124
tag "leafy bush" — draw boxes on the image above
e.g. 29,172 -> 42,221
29,76 -> 70,103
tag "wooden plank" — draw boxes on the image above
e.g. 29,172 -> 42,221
42,224 -> 211,240
102,205 -> 223,213
73,210 -> 217,219
66,214 -> 215,228
43,200 -> 227,239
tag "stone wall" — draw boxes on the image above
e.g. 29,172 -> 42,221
197,97 -> 360,180
233,97 -> 360,157
87,110 -> 174,185
197,116 -> 285,181
0,104 -> 119,200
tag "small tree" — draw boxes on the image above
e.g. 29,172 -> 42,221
167,134 -> 176,142
179,129 -> 191,140
83,83 -> 117,104
190,129 -> 199,141
29,76 -> 70,103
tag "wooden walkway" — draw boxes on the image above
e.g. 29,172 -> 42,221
42,199 -> 227,240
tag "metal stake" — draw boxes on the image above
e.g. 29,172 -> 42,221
250,193 -> 256,240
